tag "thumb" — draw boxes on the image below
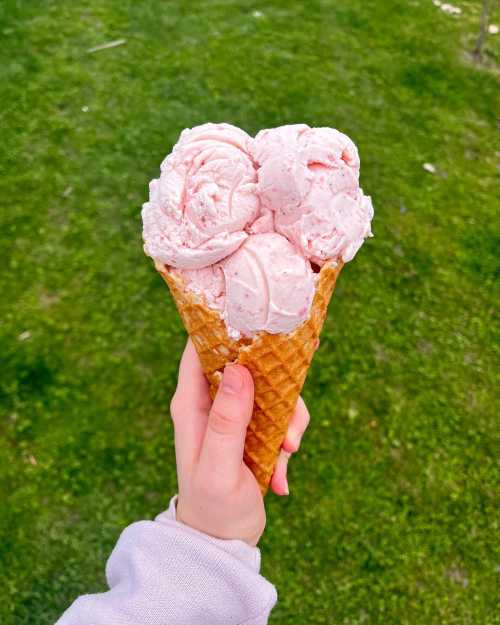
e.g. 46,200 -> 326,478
199,364 -> 254,479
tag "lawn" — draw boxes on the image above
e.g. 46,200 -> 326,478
0,1 -> 499,623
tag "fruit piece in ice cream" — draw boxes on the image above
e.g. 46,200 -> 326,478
252,124 -> 373,265
142,123 -> 259,269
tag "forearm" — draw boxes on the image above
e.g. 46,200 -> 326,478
56,497 -> 276,625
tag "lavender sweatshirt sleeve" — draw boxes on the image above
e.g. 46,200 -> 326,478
56,497 -> 277,625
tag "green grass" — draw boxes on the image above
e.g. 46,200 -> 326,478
1,1 -> 499,623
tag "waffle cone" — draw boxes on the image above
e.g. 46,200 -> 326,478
159,261 -> 342,494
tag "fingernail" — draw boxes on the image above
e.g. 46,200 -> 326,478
284,477 -> 289,496
221,365 -> 243,395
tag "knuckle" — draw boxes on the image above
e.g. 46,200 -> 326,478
209,407 -> 240,437
169,393 -> 182,422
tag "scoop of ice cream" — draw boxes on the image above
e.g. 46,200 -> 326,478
142,123 -> 259,269
252,124 -> 373,264
221,233 -> 315,337
178,265 -> 225,310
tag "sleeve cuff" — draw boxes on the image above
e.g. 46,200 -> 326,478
154,495 -> 262,573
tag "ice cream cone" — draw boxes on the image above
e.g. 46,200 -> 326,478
158,261 -> 342,495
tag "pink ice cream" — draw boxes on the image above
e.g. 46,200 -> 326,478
222,233 -> 315,337
143,122 -> 374,338
179,265 -> 225,311
142,123 -> 259,269
252,124 -> 373,264
176,233 -> 315,339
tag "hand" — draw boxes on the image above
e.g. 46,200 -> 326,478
170,339 -> 310,546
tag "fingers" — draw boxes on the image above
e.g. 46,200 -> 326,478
282,396 -> 310,453
271,397 -> 310,496
170,339 -> 211,469
199,364 -> 254,480
270,449 -> 291,496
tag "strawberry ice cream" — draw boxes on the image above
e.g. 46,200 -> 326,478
173,234 -> 314,338
252,124 -> 373,264
223,233 -> 315,337
178,265 -> 225,311
142,123 -> 259,269
142,122 -> 374,338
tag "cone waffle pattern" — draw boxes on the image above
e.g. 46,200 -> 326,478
160,262 -> 342,494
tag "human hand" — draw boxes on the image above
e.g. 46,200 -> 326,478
170,339 -> 310,546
